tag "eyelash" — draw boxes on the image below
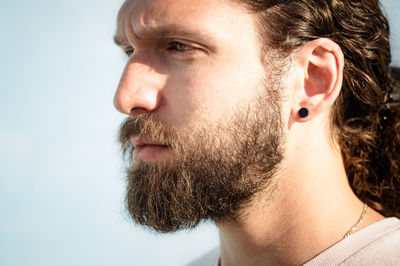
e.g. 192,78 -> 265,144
124,41 -> 195,57
167,42 -> 194,54
124,48 -> 134,57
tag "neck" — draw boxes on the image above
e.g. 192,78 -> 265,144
217,117 -> 383,266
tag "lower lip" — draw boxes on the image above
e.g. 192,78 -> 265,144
133,144 -> 171,162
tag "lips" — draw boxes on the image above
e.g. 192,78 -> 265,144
129,136 -> 170,161
129,136 -> 166,148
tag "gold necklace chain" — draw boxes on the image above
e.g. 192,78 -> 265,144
344,203 -> 368,238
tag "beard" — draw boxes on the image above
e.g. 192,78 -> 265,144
118,87 -> 284,233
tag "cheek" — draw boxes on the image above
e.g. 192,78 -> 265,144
159,69 -> 204,129
173,70 -> 236,125
160,56 -> 265,129
193,65 -> 264,120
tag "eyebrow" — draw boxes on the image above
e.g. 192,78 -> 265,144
113,24 -> 212,47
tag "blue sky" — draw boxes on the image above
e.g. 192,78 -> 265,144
0,1 -> 399,266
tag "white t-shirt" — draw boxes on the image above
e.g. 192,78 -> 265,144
187,217 -> 400,266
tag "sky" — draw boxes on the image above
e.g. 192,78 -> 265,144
0,1 -> 399,266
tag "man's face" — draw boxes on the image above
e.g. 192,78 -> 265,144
115,0 -> 285,232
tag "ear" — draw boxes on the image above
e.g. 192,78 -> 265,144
291,38 -> 344,122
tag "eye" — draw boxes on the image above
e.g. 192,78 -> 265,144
124,47 -> 134,57
167,42 -> 193,52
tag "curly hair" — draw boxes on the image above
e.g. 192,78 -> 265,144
236,0 -> 400,217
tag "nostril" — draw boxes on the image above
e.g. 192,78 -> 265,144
130,107 -> 152,117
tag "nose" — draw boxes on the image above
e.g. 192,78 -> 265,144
114,58 -> 162,115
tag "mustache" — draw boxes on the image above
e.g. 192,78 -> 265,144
118,114 -> 180,156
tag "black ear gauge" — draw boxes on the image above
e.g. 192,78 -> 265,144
299,108 -> 309,118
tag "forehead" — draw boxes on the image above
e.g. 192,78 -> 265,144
115,0 -> 257,44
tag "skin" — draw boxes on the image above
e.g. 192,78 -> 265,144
114,0 -> 384,265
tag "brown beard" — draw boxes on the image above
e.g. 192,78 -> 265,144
118,91 -> 283,233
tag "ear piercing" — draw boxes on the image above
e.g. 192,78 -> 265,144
299,108 -> 309,118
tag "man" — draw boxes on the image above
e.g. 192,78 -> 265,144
114,0 -> 400,265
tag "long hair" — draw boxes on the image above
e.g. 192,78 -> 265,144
237,0 -> 400,217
